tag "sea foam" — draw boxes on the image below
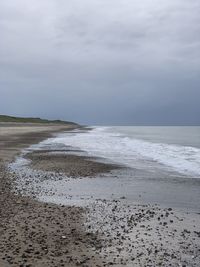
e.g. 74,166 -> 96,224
45,127 -> 200,178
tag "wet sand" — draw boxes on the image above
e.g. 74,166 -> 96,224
26,150 -> 120,178
0,123 -> 200,266
0,123 -> 103,267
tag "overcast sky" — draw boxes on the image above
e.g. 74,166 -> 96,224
0,0 -> 200,125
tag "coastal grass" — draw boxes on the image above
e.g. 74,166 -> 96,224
0,114 -> 77,125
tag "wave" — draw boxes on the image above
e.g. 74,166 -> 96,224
47,127 -> 200,178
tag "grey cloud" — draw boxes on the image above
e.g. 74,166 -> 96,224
0,0 -> 200,125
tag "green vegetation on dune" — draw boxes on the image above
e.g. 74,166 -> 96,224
0,115 -> 77,125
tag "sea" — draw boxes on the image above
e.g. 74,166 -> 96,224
52,126 -> 200,178
10,126 -> 200,212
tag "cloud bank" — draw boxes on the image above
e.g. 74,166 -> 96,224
0,0 -> 200,124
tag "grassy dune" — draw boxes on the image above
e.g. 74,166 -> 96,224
0,115 -> 77,125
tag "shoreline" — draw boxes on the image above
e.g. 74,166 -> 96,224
0,123 -> 104,267
0,124 -> 200,266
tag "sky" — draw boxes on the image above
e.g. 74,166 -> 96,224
0,0 -> 200,125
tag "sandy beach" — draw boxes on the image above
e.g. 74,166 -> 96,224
0,123 -> 100,266
0,124 -> 200,267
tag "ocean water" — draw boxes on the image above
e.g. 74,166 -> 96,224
49,126 -> 200,178
10,126 -> 200,211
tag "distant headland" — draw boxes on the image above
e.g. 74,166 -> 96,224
0,114 -> 78,125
